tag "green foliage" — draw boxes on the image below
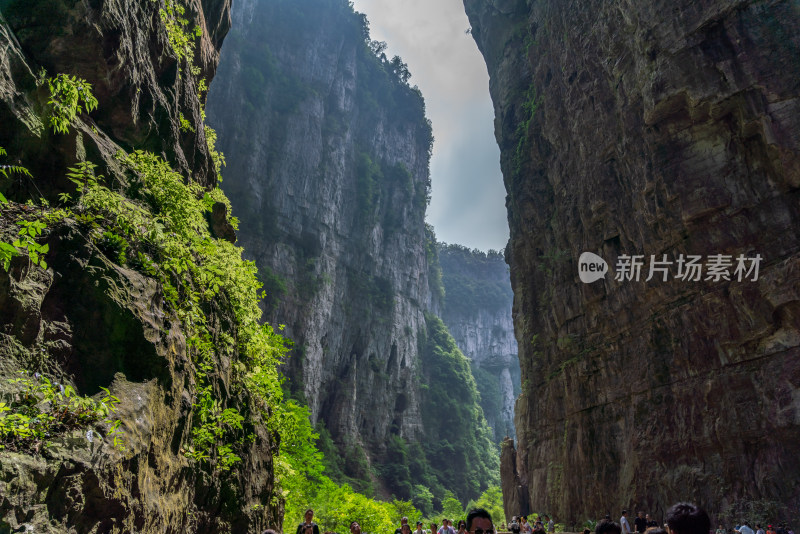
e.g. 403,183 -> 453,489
12,219 -> 50,270
99,230 -> 129,264
205,124 -> 226,181
425,225 -> 445,301
438,243 -> 511,314
470,364 -> 502,439
154,0 -> 202,72
412,484 -> 434,517
287,476 -> 417,534
356,151 -> 381,219
380,435 -> 413,499
473,486 -> 504,525
418,314 -> 500,504
0,149 -> 56,270
0,147 -> 33,204
46,73 -> 98,134
57,149 -> 289,471
66,160 -> 101,206
441,490 -> 465,520
259,264 -> 288,313
0,373 -> 124,453
513,82 -> 541,181
179,112 -> 195,133
0,241 -> 16,271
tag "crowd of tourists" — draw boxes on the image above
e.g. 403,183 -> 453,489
276,507 -> 497,534
263,502 -> 794,534
589,505 -> 794,534
506,514 -> 556,534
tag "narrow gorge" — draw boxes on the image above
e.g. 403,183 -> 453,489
0,0 -> 510,530
437,244 -> 518,443
3,0 -> 797,531
206,0 -> 499,508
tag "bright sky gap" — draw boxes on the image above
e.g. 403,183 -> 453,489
350,0 -> 509,252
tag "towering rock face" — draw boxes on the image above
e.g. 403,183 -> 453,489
465,0 -> 800,524
207,0 -> 433,466
0,1 -> 285,532
438,244 -> 519,442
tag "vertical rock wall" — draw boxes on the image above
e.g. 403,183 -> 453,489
1,0 -> 286,532
465,0 -> 800,524
207,0 -> 433,457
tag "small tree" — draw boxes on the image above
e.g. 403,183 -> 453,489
441,490 -> 465,522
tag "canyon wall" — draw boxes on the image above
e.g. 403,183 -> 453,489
0,1 -> 285,532
207,0 -> 432,454
438,244 -> 519,442
465,0 -> 800,525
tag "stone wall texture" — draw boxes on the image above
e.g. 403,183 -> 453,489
464,0 -> 800,525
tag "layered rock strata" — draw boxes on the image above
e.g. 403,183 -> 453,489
465,0 -> 800,524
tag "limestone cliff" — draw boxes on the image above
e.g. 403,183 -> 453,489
0,1 -> 285,532
207,0 -> 431,453
465,0 -> 800,525
438,243 -> 519,442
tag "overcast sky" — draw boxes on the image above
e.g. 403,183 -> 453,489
350,0 -> 509,252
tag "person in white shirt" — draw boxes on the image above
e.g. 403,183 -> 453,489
737,524 -> 755,534
620,511 -> 632,534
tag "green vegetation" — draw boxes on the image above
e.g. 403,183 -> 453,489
470,485 -> 504,525
45,73 -> 98,134
418,314 -> 500,504
259,264 -> 288,313
1,147 -> 50,270
513,81 -> 542,182
10,219 -> 50,270
356,151 -> 381,219
0,372 -> 123,453
426,225 -> 445,301
2,2 -> 503,531
153,0 -> 202,75
470,364 -> 502,435
438,243 -> 512,314
0,147 -> 33,205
